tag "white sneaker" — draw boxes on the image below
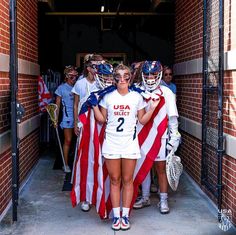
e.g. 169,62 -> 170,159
133,197 -> 151,209
120,216 -> 130,230
80,201 -> 90,212
62,165 -> 71,173
111,217 -> 121,231
159,199 -> 169,214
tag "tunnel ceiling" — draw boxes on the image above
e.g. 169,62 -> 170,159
50,0 -> 175,14
38,0 -> 176,70
40,0 -> 175,35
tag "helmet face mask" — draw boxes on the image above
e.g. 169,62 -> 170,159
141,61 -> 162,91
97,74 -> 114,88
94,63 -> 114,89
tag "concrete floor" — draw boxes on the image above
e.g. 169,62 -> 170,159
0,155 -> 235,235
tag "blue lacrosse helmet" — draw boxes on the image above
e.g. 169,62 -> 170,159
141,61 -> 163,91
95,62 -> 114,89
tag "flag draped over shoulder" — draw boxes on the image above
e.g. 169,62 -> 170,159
71,85 -> 168,219
38,76 -> 52,112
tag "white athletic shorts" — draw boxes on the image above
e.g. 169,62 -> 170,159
102,133 -> 141,160
154,138 -> 167,162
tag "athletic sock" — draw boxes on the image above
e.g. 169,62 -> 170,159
122,207 -> 130,217
160,192 -> 168,201
112,207 -> 120,218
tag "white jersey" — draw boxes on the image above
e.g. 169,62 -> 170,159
99,90 -> 147,158
72,77 -> 97,99
143,85 -> 178,118
72,77 -> 98,115
160,85 -> 178,118
141,85 -> 179,160
100,90 -> 146,137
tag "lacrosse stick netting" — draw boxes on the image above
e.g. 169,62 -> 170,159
45,104 -> 66,170
45,103 -> 58,127
166,150 -> 183,191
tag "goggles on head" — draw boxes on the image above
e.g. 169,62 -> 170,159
114,73 -> 131,82
64,65 -> 78,79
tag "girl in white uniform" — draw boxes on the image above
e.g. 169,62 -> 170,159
133,61 -> 181,214
92,64 -> 159,231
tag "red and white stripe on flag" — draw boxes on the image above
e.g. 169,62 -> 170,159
71,108 -> 108,218
38,76 -> 52,112
132,96 -> 168,207
71,95 -> 167,219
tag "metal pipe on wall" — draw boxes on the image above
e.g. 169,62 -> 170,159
201,0 -> 208,185
9,0 -> 18,222
217,0 -> 224,221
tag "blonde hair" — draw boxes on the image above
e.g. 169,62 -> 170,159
113,64 -> 131,76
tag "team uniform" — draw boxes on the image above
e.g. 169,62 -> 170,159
71,62 -> 115,212
55,82 -> 74,129
72,77 -> 97,102
135,85 -> 178,207
143,85 -> 178,161
99,89 -> 147,159
133,60 -> 181,213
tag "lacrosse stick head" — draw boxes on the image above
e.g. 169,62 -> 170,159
166,150 -> 183,191
45,103 -> 58,127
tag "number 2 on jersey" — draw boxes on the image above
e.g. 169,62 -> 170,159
116,117 -> 124,132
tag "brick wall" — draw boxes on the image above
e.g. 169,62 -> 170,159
224,71 -> 236,137
0,0 -> 10,55
175,74 -> 202,123
0,0 -> 39,216
175,0 -> 236,224
0,72 -> 10,133
18,75 -> 39,122
175,0 -> 203,63
0,130 -> 39,214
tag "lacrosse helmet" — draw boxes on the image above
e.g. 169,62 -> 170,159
141,61 -> 163,91
95,62 -> 114,89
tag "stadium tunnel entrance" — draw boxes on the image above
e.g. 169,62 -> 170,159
2,0 -> 235,229
38,0 -> 176,171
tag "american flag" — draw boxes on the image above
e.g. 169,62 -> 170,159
71,86 -> 168,219
38,76 -> 52,112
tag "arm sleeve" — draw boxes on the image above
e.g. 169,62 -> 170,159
71,81 -> 80,96
55,85 -> 62,97
163,87 -> 178,117
137,93 -> 147,110
166,116 -> 181,151
168,116 -> 178,133
99,94 -> 108,109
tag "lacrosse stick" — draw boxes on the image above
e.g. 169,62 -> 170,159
70,133 -> 81,184
45,103 -> 66,171
166,149 -> 183,191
